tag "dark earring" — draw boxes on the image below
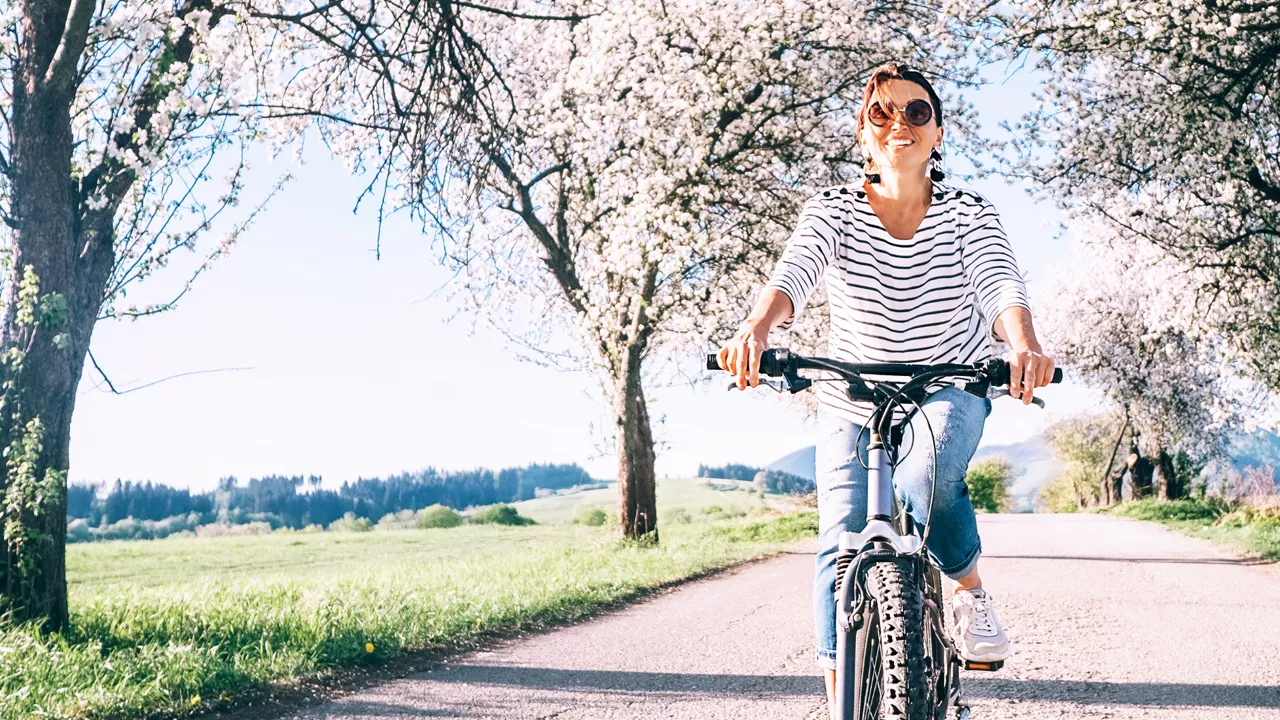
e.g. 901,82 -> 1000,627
929,149 -> 945,182
864,157 -> 881,184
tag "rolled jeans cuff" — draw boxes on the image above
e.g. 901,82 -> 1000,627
941,541 -> 981,581
816,648 -> 837,670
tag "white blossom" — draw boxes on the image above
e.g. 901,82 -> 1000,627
1000,0 -> 1280,389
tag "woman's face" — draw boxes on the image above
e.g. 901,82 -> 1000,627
859,79 -> 944,177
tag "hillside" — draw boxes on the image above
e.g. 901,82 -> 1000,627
508,477 -> 780,524
972,435 -> 1055,511
766,445 -> 817,482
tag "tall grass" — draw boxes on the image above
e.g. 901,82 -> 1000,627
0,511 -> 815,720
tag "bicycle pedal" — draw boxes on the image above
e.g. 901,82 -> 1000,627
963,659 -> 1004,671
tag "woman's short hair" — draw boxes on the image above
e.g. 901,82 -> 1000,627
856,62 -> 944,135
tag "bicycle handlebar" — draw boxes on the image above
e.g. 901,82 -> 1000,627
704,349 -> 1063,386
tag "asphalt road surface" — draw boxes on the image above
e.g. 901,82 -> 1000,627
288,514 -> 1280,719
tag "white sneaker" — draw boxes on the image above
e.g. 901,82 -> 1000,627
951,588 -> 1011,662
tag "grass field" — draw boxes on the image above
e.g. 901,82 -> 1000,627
1106,497 -> 1280,561
510,477 -> 775,524
1,506 -> 816,720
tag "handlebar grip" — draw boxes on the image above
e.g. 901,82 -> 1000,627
988,360 -> 1064,385
758,348 -> 785,376
704,348 -> 787,376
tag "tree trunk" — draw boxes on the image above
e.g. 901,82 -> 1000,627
1155,448 -> 1180,501
614,347 -> 658,541
1127,442 -> 1154,500
0,0 -> 114,630
1103,470 -> 1124,507
1099,410 -> 1128,507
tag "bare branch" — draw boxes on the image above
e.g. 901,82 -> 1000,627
83,355 -> 253,396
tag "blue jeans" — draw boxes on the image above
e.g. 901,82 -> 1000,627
813,386 -> 990,669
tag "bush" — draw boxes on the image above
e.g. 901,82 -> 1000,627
697,504 -> 748,521
417,504 -> 463,529
74,513 -> 206,542
66,518 -> 92,543
470,504 -> 536,526
376,509 -> 419,530
665,507 -> 694,524
275,523 -> 323,534
965,456 -> 1016,513
196,521 -> 273,538
327,512 -> 373,533
1109,497 -> 1230,523
572,507 -> 610,526
752,469 -> 816,495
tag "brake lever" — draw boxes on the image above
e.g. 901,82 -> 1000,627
988,387 -> 1046,409
725,378 -> 788,393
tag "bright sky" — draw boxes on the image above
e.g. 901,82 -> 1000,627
68,63 -> 1101,492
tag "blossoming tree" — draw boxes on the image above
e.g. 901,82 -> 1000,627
1037,228 -> 1262,500
0,0 -> 541,630
398,0 -> 987,539
998,0 -> 1280,388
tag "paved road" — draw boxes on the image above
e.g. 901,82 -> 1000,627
289,514 -> 1280,719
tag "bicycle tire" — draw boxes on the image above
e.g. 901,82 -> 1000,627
853,560 -> 929,720
923,564 -> 953,720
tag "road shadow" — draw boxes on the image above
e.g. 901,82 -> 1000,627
983,554 -> 1273,566
964,678 -> 1280,707
314,702 -> 472,717
420,665 -> 823,695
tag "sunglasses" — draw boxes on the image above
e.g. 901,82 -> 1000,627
866,99 -> 934,128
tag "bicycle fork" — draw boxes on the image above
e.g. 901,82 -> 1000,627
833,431 -> 923,719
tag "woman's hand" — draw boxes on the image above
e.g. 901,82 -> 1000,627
992,306 -> 1055,405
717,321 -> 771,391
1007,344 -> 1056,405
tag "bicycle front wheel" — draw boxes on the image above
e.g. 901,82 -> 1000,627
845,560 -> 929,720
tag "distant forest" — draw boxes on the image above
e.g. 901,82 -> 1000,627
69,463 -> 597,530
696,463 -> 815,495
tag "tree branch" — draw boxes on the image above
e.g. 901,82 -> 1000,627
84,354 -> 253,396
79,0 -> 230,220
1245,165 -> 1280,203
447,0 -> 595,23
42,0 -> 96,97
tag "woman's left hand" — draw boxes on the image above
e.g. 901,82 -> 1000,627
1007,344 -> 1055,405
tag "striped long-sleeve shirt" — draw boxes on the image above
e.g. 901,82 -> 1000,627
764,181 -> 1030,426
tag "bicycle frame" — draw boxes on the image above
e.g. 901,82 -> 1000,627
704,348 -> 1059,720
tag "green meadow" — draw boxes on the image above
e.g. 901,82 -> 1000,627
1,490 -> 815,720
510,477 -> 776,524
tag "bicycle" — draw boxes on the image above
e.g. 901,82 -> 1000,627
706,348 -> 1062,720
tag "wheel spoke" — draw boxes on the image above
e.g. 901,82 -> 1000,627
861,606 -> 882,718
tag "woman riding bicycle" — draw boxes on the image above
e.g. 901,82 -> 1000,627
715,62 -> 1056,716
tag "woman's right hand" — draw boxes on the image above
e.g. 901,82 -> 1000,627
717,320 -> 771,390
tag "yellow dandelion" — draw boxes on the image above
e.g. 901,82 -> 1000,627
365,642 -> 375,654
190,695 -> 201,706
